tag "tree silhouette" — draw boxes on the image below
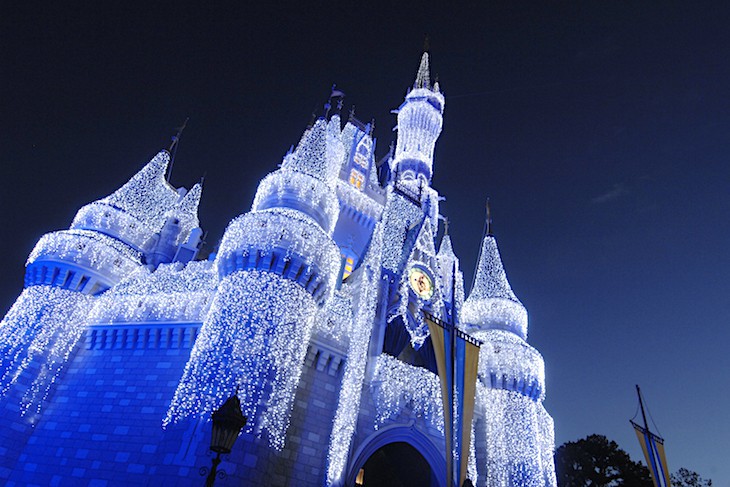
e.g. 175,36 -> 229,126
671,467 -> 712,487
555,434 -> 652,486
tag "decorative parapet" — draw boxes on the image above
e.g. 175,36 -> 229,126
85,323 -> 200,350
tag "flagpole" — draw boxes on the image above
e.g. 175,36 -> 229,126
636,385 -> 650,438
635,385 -> 665,487
450,253 -> 458,487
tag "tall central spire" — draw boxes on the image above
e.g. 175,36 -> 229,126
414,51 -> 431,90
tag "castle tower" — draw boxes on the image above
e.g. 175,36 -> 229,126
0,150 -> 201,410
165,115 -> 343,449
391,51 -> 445,185
461,223 -> 556,486
0,150 -> 203,475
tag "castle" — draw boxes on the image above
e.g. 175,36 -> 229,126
0,52 -> 556,486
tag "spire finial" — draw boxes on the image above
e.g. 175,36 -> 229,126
444,216 -> 450,235
423,35 -> 430,53
486,198 -> 493,235
325,84 -> 346,119
166,117 -> 189,182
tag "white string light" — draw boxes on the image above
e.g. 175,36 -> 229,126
326,222 -> 383,484
371,354 -> 444,434
475,386 -> 556,486
88,260 -> 217,325
462,235 -> 528,339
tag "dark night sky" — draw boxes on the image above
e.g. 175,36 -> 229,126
2,2 -> 729,483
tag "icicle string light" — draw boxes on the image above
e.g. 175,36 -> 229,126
99,151 -> 180,230
166,113 -> 344,450
164,270 -> 317,449
473,329 -> 546,401
0,149 -> 202,417
326,221 -> 383,485
315,290 -> 353,348
88,260 -> 217,325
0,286 -> 93,412
281,116 -> 343,184
216,208 -> 341,291
391,51 -> 445,180
71,152 -> 202,252
253,170 -> 340,234
380,189 -> 427,271
371,354 -> 444,434
28,230 -> 142,282
475,386 -> 556,486
336,180 -> 384,221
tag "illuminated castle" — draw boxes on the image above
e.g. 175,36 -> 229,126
0,52 -> 556,486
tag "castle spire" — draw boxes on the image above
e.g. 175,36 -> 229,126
461,221 -> 528,338
414,51 -> 431,90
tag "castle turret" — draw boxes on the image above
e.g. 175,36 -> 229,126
166,113 -> 344,449
0,150 -> 201,414
437,231 -> 464,324
390,51 -> 445,184
461,231 -> 528,339
71,150 -> 203,266
462,218 -> 555,486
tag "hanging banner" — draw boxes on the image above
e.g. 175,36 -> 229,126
631,420 -> 671,487
425,313 -> 480,487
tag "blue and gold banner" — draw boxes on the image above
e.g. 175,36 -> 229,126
631,420 -> 671,487
426,313 -> 480,487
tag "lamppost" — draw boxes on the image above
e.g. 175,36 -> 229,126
204,394 -> 247,487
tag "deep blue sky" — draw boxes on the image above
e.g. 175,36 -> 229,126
2,2 -> 729,484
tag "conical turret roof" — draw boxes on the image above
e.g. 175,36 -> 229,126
461,234 -> 528,338
437,233 -> 456,259
100,150 -> 180,230
281,116 -> 342,183
414,51 -> 431,90
167,182 -> 203,245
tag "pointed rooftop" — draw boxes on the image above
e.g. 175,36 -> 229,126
168,182 -> 203,245
281,116 -> 342,184
437,232 -> 456,260
414,51 -> 431,90
461,233 -> 528,339
100,150 -> 180,229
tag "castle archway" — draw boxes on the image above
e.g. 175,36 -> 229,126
346,424 -> 445,487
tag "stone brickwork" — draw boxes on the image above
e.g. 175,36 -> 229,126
3,324 -> 197,486
1,325 -> 346,486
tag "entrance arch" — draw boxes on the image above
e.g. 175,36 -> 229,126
346,423 -> 446,487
